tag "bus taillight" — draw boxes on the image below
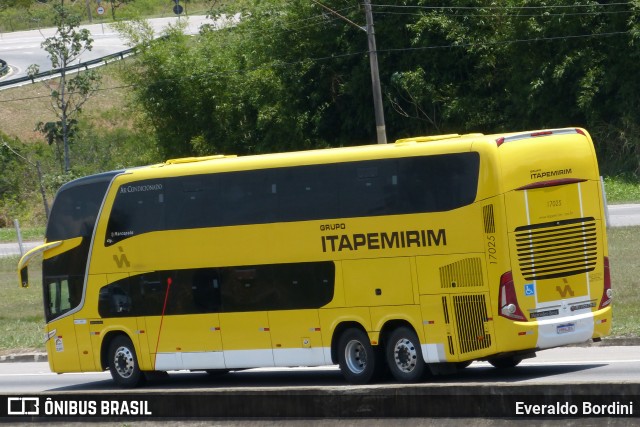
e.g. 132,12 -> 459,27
498,271 -> 526,321
599,257 -> 612,309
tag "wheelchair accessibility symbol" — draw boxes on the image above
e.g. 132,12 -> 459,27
524,284 -> 535,296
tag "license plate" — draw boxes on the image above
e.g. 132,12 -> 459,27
557,323 -> 575,334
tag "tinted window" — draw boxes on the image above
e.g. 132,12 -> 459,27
219,262 -> 334,312
42,235 -> 94,322
218,170 -> 278,226
98,262 -> 335,317
47,172 -> 119,241
105,153 -> 479,246
339,161 -> 399,217
44,171 -> 120,321
44,277 -> 83,322
277,165 -> 339,221
99,272 -> 168,318
106,182 -> 166,246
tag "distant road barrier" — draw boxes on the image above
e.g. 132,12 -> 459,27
0,47 -> 136,90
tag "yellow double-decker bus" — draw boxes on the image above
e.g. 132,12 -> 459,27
18,128 -> 612,387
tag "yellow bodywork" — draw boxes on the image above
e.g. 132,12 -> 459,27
27,128 -> 610,374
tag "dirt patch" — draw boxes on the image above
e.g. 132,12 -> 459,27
0,62 -> 133,142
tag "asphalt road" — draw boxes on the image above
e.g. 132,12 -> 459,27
1,345 -> 638,392
0,14 -> 216,86
1,345 -> 639,422
607,203 -> 640,227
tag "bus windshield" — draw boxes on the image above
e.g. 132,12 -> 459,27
42,171 -> 119,322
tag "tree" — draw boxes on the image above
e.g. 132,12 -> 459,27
118,0 -> 640,176
118,0 -> 382,157
108,0 -> 134,21
1,136 -> 50,220
0,0 -> 34,12
27,1 -> 101,174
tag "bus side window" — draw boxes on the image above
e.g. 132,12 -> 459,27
278,166 -> 338,222
217,170 -> 277,227
98,278 -> 132,317
192,268 -> 221,313
106,180 -> 166,246
136,273 -> 167,316
340,161 -> 398,217
109,285 -> 132,314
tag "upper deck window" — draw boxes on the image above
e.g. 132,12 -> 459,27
105,153 -> 479,246
47,173 -> 118,241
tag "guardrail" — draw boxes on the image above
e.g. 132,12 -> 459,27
0,47 -> 136,90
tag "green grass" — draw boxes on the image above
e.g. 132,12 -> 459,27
608,226 -> 640,337
603,176 -> 640,204
0,227 -> 45,243
0,255 -> 44,354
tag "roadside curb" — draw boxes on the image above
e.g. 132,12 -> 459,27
577,337 -> 640,347
0,352 -> 48,363
1,337 -> 638,363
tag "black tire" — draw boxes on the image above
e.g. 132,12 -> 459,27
108,335 -> 145,388
456,361 -> 472,370
337,328 -> 377,384
488,355 -> 522,369
206,369 -> 230,376
385,326 -> 426,382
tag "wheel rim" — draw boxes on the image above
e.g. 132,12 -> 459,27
113,345 -> 135,379
393,338 -> 418,373
344,339 -> 367,374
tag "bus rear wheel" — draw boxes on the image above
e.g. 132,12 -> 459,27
337,328 -> 377,384
385,326 -> 425,382
108,335 -> 145,388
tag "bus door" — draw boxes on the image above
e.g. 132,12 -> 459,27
268,261 -> 334,366
43,275 -> 81,373
144,270 -> 225,371
218,267 -> 274,369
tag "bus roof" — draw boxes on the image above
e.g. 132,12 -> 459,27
71,127 -> 591,186
123,133 -> 489,179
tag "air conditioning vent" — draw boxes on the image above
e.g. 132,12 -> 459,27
442,296 -> 450,324
483,204 -> 495,234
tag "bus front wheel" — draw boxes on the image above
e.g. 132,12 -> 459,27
108,335 -> 145,388
337,328 -> 377,384
385,326 -> 426,382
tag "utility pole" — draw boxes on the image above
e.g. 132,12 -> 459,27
86,0 -> 93,22
312,0 -> 387,144
364,0 -> 387,144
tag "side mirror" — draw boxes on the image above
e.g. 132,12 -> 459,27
17,240 -> 62,289
20,266 -> 29,288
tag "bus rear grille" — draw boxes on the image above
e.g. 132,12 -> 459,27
452,294 -> 492,354
515,217 -> 597,281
